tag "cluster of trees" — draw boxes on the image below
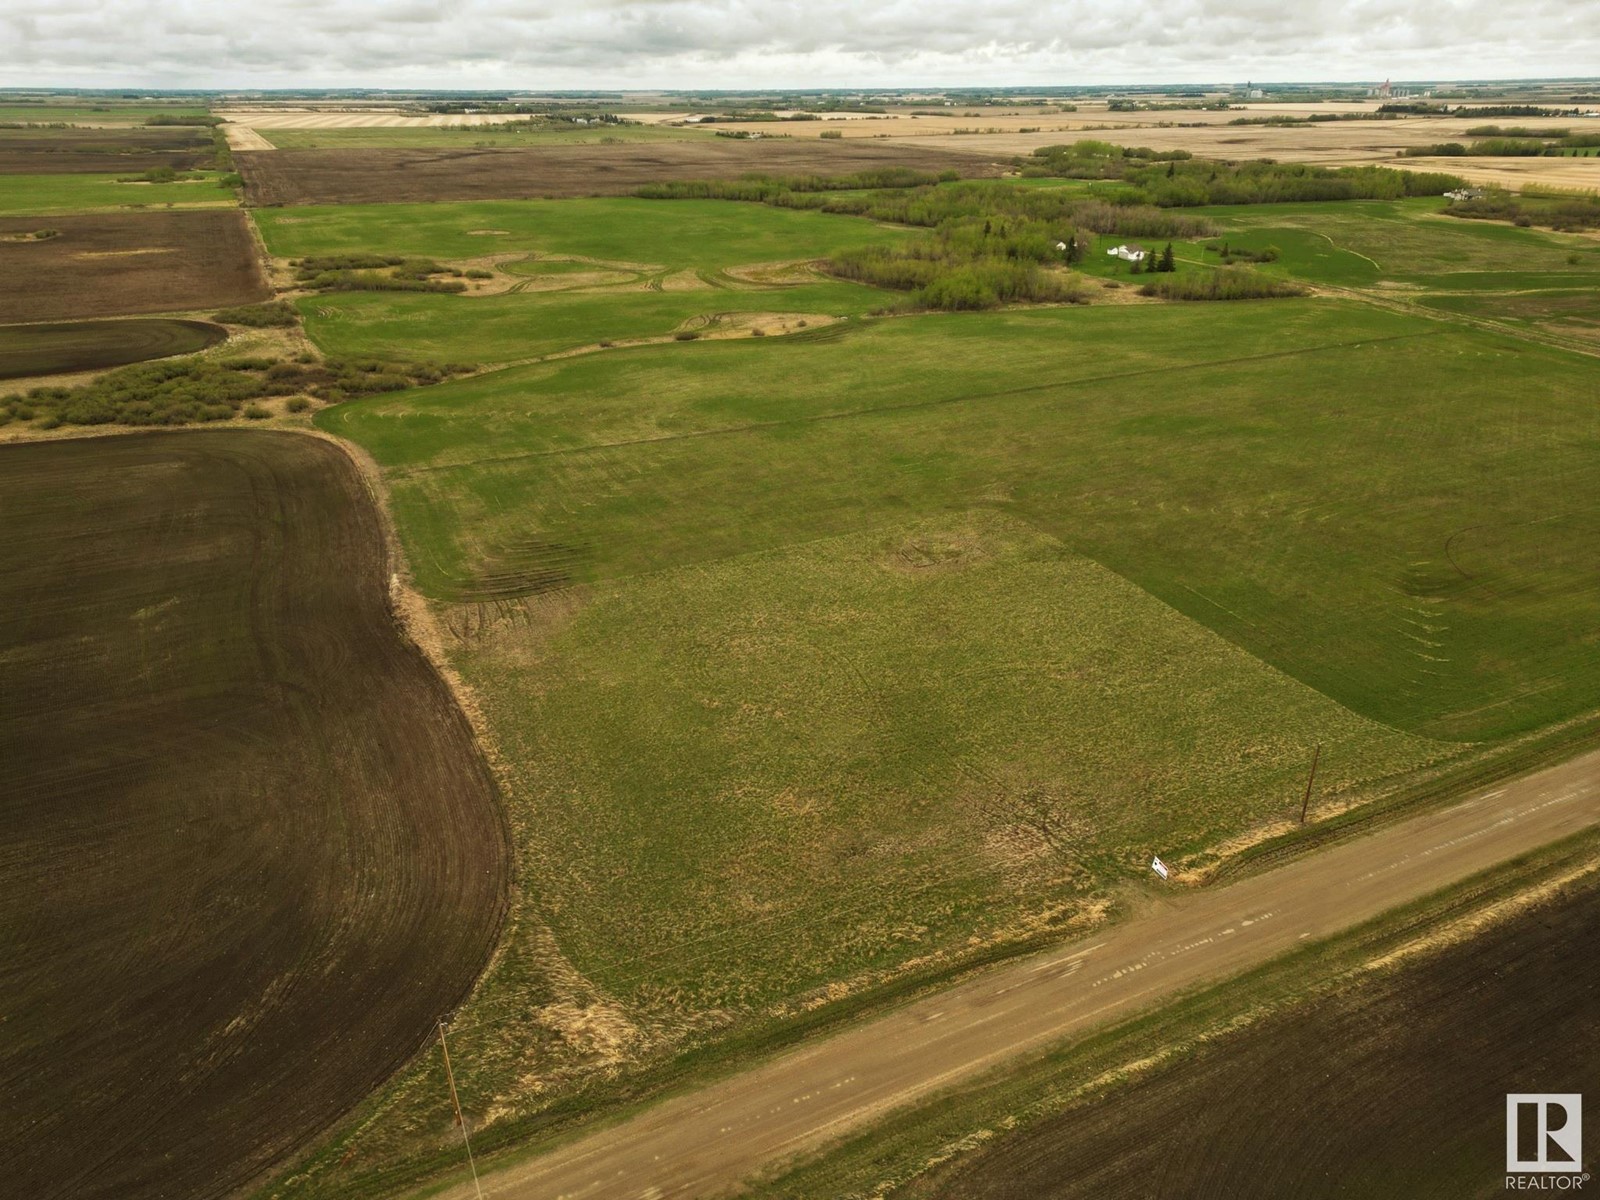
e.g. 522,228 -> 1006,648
1139,268 -> 1305,301
1204,241 -> 1281,264
1123,159 -> 1463,206
635,167 -> 953,203
1444,187 -> 1600,232
292,255 -> 469,294
4,356 -> 472,428
1378,104 -> 1576,118
1406,131 -> 1600,158
1020,142 -> 1463,205
1021,141 -> 1193,180
142,114 -> 222,127
1127,244 -> 1177,274
829,243 -> 1085,310
211,301 -> 300,327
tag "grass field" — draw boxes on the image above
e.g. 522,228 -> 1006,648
282,282 -> 1600,1191
255,196 -> 908,268
0,432 -> 508,1200
0,170 -> 237,215
298,281 -> 885,363
1199,197 -> 1600,290
321,300 -> 1600,742
0,102 -> 211,125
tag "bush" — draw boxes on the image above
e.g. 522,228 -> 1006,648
15,356 -> 470,428
284,396 -> 312,413
243,403 -> 272,419
212,301 -> 299,327
819,129 -> 843,139
673,330 -> 702,341
1140,267 -> 1305,301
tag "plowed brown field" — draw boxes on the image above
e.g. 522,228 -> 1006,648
0,431 -> 510,1200
0,210 -> 269,322
0,125 -> 215,173
233,139 -> 1004,206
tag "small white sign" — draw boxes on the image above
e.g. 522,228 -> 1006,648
1150,856 -> 1169,880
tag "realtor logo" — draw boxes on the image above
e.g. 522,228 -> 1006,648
1507,1094 -> 1583,1174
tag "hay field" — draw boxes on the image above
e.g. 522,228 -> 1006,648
323,298 -> 1600,743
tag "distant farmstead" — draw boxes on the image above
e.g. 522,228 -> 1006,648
1443,187 -> 1485,202
1108,243 -> 1148,262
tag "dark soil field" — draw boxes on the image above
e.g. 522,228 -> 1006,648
0,126 -> 215,173
0,210 -> 269,322
0,432 -> 510,1200
0,317 -> 227,378
926,872 -> 1600,1200
234,138 -> 1005,206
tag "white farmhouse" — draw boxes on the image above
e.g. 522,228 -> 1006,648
1107,243 -> 1148,262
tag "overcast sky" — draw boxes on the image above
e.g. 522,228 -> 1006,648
2,0 -> 1595,91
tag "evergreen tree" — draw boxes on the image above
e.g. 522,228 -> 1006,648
1160,242 -> 1175,272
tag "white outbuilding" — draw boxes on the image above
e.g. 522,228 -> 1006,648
1107,243 -> 1147,262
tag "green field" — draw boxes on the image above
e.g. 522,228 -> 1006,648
1198,197 -> 1600,290
298,281 -> 885,363
0,171 -> 237,215
255,196 -> 909,267
0,103 -> 211,125
455,510 -> 1447,1010
321,299 -> 1600,742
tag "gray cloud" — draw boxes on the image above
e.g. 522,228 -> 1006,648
0,0 -> 1594,88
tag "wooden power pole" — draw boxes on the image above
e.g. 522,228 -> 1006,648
1299,744 -> 1322,824
438,1020 -> 485,1200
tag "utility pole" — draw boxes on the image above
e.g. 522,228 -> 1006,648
438,1019 -> 485,1200
1299,744 -> 1322,824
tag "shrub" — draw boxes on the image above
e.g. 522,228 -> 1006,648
819,129 -> 843,139
1140,267 -> 1305,301
243,403 -> 272,419
284,396 -> 312,413
17,357 -> 469,428
673,330 -> 702,341
212,301 -> 299,327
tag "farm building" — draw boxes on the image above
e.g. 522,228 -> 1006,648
1443,188 -> 1485,201
1108,243 -> 1148,262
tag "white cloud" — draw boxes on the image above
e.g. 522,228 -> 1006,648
0,0 -> 1594,89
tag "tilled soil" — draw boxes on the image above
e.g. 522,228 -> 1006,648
234,139 -> 1007,206
0,209 -> 270,322
0,431 -> 510,1200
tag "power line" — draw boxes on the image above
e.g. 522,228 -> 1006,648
438,1019 -> 485,1200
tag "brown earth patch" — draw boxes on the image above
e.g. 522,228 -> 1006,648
0,126 -> 214,174
233,139 -> 1005,206
0,209 -> 269,322
0,431 -> 510,1200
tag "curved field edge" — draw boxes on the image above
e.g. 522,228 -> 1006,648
0,430 -> 511,1200
0,317 -> 229,380
744,826 -> 1600,1200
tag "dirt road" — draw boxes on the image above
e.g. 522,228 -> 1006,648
434,747 -> 1600,1200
